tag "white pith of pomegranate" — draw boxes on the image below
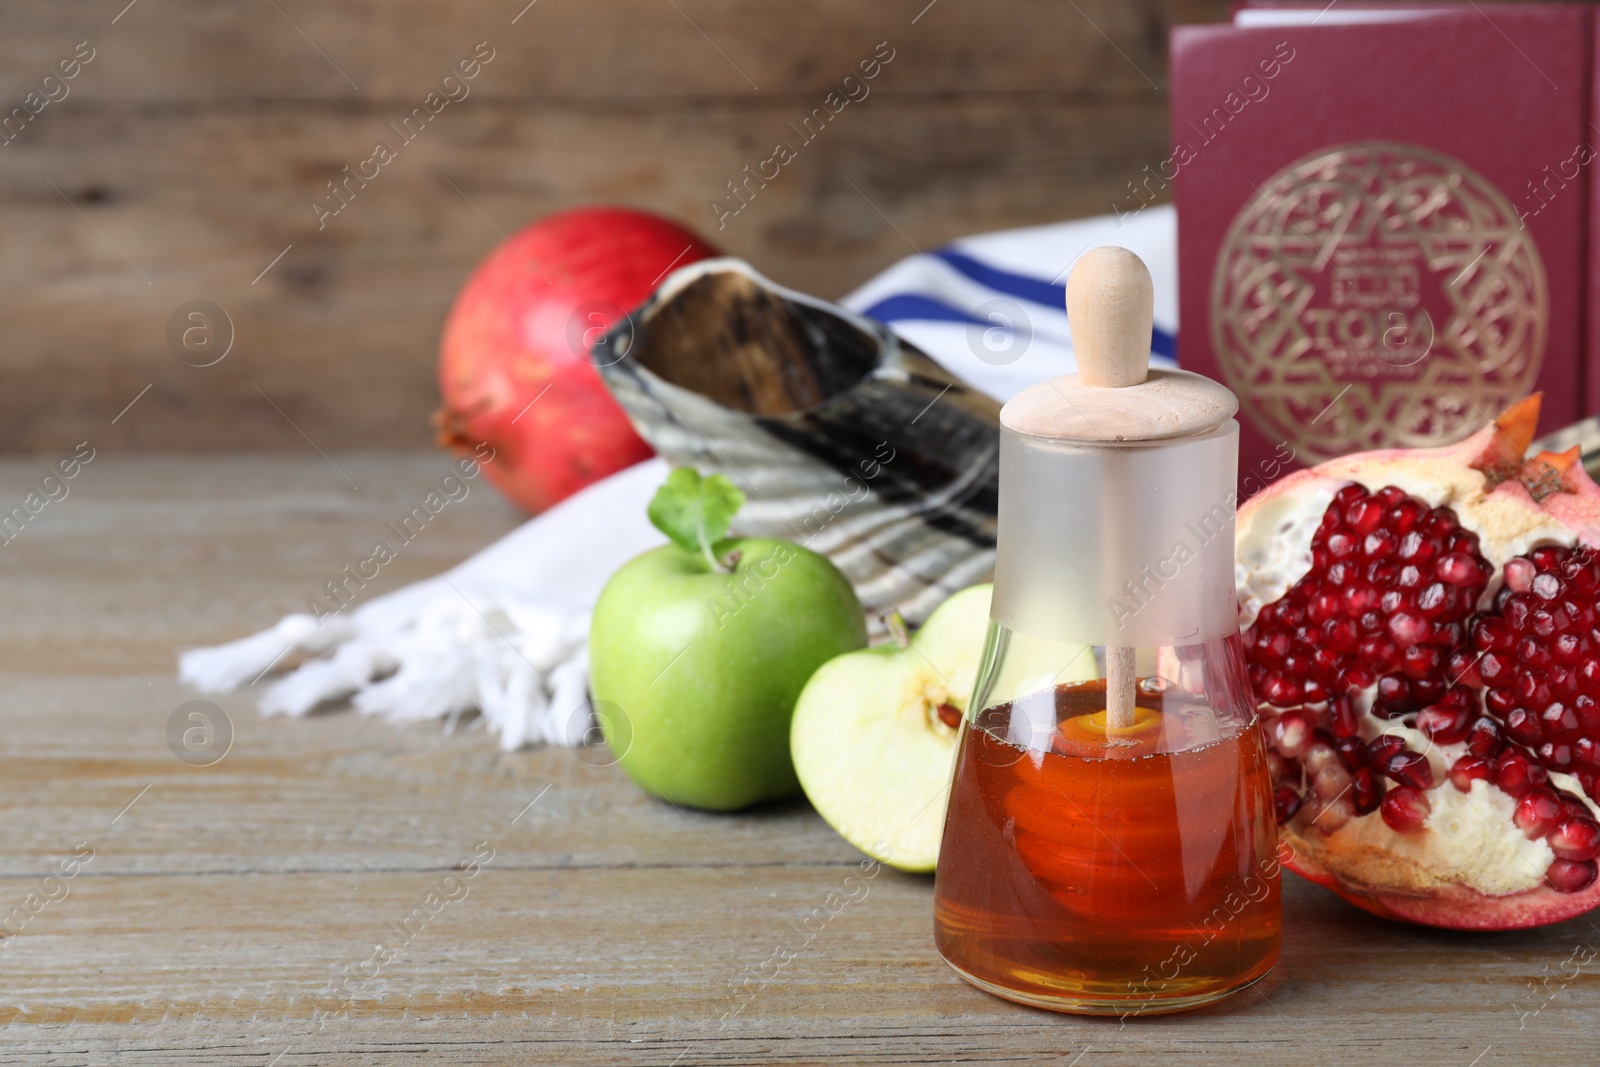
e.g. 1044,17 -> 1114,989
1237,396 -> 1600,930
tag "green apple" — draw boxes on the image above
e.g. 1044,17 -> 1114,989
789,583 -> 994,873
589,468 -> 867,811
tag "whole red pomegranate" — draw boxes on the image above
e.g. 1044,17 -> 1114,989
1238,395 -> 1600,929
435,206 -> 720,512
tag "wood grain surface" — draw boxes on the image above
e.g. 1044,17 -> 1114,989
0,0 -> 1224,456
1,453 -> 1597,1064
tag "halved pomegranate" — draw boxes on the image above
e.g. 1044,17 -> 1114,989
1237,395 -> 1600,929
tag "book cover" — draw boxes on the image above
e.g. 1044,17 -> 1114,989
1170,5 -> 1591,483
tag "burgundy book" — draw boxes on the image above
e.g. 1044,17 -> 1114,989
1170,3 -> 1593,485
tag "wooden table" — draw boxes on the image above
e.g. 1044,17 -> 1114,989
3,454 -> 1594,1064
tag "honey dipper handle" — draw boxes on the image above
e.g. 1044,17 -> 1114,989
1067,247 -> 1154,730
1105,646 -> 1137,731
1067,246 -> 1153,390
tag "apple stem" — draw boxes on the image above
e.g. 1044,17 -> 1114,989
886,611 -> 911,649
1106,646 -> 1136,729
702,531 -> 730,574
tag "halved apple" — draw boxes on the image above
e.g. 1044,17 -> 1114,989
790,583 -> 994,873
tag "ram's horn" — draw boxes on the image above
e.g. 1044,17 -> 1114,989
594,257 -> 998,627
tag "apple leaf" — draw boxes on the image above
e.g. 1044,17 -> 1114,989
648,467 -> 745,571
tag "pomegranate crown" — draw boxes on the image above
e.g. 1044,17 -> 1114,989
1471,394 -> 1591,503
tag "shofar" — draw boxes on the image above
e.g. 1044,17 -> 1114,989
595,257 -> 999,627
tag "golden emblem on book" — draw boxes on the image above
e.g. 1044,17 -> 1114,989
1211,141 -> 1548,462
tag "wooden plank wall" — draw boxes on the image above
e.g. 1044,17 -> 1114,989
0,0 -> 1228,455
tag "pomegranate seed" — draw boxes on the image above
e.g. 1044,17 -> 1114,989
1579,658 -> 1600,696
1574,561 -> 1600,595
1503,557 -> 1536,592
1496,752 -> 1549,798
1351,768 -> 1384,814
1549,818 -> 1600,861
1577,737 -> 1600,768
1334,736 -> 1367,772
1503,594 -> 1534,631
1513,672 -> 1551,707
1380,786 -> 1431,833
1505,707 -> 1544,747
1580,771 -> 1600,803
1531,545 -> 1566,570
1345,497 -> 1384,534
1449,754 -> 1496,792
1513,788 -> 1562,839
1478,652 -> 1513,685
1307,592 -> 1339,624
1402,645 -> 1442,679
1303,737 -> 1339,776
1366,735 -> 1406,768
1273,786 -> 1302,825
1390,500 -> 1425,534
1383,751 -> 1435,790
1388,607 -> 1427,643
1342,583 -> 1378,615
1545,858 -> 1599,893
1272,712 -> 1313,758
1329,695 -> 1359,738
1466,716 -> 1505,758
1542,702 -> 1579,740
1262,673 -> 1299,706
1555,792 -> 1593,822
1311,649 -> 1341,679
1579,695 -> 1600,732
1539,742 -> 1575,771
1325,617 -> 1358,652
1416,703 -> 1472,744
1327,532 -> 1357,558
1447,650 -> 1484,687
1373,486 -> 1407,508
1363,530 -> 1398,558
1533,572 -> 1564,600
1471,616 -> 1514,652
1313,762 -> 1353,801
1411,676 -> 1444,706
1417,582 -> 1457,620
1436,551 -> 1484,587
1516,636 -> 1553,669
1425,511 -> 1455,536
1373,676 -> 1413,718
1485,688 -> 1517,715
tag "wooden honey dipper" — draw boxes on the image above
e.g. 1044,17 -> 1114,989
1062,247 -> 1233,729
